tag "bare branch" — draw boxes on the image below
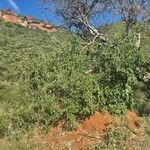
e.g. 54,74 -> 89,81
38,0 -> 109,42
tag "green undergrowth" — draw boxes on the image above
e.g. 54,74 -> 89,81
0,20 -> 149,140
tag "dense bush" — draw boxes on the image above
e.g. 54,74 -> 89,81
0,22 -> 147,137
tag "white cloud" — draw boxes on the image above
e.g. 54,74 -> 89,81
7,0 -> 20,11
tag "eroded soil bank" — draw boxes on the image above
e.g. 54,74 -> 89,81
44,111 -> 139,150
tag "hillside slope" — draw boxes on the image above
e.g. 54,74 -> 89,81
0,20 -> 149,116
0,20 -> 149,109
0,20 -> 75,129
0,19 -> 150,149
0,20 -> 73,86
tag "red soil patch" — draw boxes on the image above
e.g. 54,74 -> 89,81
44,111 -> 139,150
45,112 -> 114,150
125,111 -> 140,129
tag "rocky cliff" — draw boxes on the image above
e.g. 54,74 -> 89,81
0,9 -> 57,33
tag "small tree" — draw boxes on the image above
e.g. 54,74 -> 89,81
111,0 -> 150,35
38,0 -> 111,42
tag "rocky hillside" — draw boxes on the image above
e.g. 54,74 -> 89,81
0,9 -> 57,33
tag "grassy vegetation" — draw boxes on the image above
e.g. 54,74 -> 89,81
106,22 -> 150,61
0,20 -> 75,137
0,19 -> 149,149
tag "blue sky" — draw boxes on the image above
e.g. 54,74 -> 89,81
0,0 -> 120,26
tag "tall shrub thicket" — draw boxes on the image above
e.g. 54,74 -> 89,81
0,29 -> 145,136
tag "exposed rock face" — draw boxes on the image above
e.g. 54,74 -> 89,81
27,21 -> 57,33
0,9 -> 22,24
43,24 -> 57,33
21,16 -> 32,27
0,9 -> 57,33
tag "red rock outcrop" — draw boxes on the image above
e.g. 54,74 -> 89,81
0,9 -> 57,33
21,16 -> 32,27
0,9 -> 21,24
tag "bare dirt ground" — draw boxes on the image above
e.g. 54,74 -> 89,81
1,111 -> 149,150
45,112 -> 114,149
42,111 -> 140,150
